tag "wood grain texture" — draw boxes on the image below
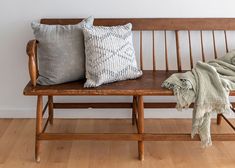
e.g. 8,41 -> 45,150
26,40 -> 38,86
24,70 -> 176,96
221,114 -> 235,131
36,132 -> 235,141
52,102 -> 235,109
1,119 -> 235,168
164,30 -> 169,71
188,30 -> 193,68
132,96 -> 137,125
40,18 -> 235,30
48,96 -> 54,125
23,70 -> 235,96
140,30 -> 143,70
212,30 -> 218,59
137,96 -> 144,161
152,30 -> 156,70
175,31 -> 182,72
200,30 -> 205,62
224,30 -> 229,52
42,101 -> 48,116
217,114 -> 222,125
35,96 -> 43,162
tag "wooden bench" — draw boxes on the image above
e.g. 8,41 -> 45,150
23,18 -> 235,162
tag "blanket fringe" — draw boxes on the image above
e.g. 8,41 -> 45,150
162,76 -> 233,148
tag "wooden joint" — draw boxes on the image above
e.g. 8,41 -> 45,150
221,114 -> 235,131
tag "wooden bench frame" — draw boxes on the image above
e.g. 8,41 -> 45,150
24,18 -> 235,162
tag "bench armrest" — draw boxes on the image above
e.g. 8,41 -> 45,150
26,40 -> 38,86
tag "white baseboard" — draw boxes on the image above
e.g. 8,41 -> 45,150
1,107 -> 234,119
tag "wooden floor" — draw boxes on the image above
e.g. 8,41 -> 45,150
0,118 -> 235,168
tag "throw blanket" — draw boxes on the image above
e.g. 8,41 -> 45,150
162,51 -> 235,147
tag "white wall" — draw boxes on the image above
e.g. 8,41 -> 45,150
1,0 -> 235,118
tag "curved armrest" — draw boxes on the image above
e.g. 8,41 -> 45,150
26,40 -> 38,86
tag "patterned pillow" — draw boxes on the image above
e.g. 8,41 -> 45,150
83,23 -> 142,87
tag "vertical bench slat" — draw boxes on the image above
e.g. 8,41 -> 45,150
164,30 -> 169,71
224,30 -> 229,53
140,30 -> 143,70
175,30 -> 182,72
188,30 -> 193,69
152,30 -> 156,70
212,30 -> 218,59
200,31 -> 206,62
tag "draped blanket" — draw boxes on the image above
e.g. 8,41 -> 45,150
162,51 -> 235,147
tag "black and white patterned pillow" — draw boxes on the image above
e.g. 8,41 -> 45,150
83,23 -> 142,87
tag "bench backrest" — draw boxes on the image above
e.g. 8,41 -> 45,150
41,18 -> 235,71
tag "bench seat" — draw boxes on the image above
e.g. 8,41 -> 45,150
24,70 -> 235,96
24,70 -> 176,96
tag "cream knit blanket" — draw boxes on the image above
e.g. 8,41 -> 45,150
162,51 -> 235,147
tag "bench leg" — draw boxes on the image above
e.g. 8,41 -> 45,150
137,95 -> 144,161
132,96 -> 137,125
48,96 -> 54,125
217,114 -> 222,125
35,95 -> 43,162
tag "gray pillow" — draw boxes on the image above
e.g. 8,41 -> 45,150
83,23 -> 143,88
31,16 -> 94,85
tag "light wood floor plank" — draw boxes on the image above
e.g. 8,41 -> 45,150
0,119 -> 235,168
0,119 -> 12,139
2,120 -> 36,168
0,119 -> 28,164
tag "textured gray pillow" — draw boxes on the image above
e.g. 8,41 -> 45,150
31,16 -> 94,85
83,23 -> 143,88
